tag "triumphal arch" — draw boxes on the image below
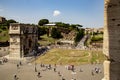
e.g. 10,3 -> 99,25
103,0 -> 120,80
9,23 -> 38,59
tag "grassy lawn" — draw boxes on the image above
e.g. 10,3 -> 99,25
34,48 -> 106,65
38,34 -> 57,46
0,30 -> 9,42
91,34 -> 103,42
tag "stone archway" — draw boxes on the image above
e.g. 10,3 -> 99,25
103,0 -> 120,80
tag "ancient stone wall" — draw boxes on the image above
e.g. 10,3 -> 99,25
103,0 -> 120,80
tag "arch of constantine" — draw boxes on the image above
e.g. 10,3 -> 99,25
9,23 -> 38,60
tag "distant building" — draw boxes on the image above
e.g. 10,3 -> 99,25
98,28 -> 103,33
9,23 -> 38,59
43,23 -> 57,36
85,28 -> 94,34
44,23 -> 56,26
0,16 -> 6,23
85,27 -> 103,34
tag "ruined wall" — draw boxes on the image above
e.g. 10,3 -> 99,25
103,0 -> 120,80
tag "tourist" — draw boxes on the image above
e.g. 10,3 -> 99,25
48,64 -> 51,70
54,67 -> 56,72
95,67 -> 99,73
79,68 -> 83,72
37,72 -> 40,78
14,74 -> 18,80
58,71 -> 61,76
91,70 -> 94,76
35,66 -> 37,72
40,63 -> 42,67
17,64 -> 19,69
19,61 -> 22,66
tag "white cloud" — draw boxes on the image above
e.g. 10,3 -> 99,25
53,10 -> 61,16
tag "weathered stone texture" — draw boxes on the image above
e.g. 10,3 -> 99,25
103,0 -> 120,80
9,23 -> 38,59
103,61 -> 110,80
104,0 -> 120,62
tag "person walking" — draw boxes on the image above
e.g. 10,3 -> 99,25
37,72 -> 41,78
17,64 -> 19,69
14,74 -> 18,80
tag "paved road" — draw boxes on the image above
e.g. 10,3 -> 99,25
0,62 -> 103,80
76,35 -> 89,49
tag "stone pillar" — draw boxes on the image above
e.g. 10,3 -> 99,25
9,24 -> 21,60
103,0 -> 120,80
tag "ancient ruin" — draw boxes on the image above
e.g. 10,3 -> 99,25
103,0 -> 120,80
9,23 -> 38,59
0,16 -> 6,23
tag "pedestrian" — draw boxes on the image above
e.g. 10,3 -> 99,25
71,65 -> 74,72
40,63 -> 42,67
19,61 -> 22,66
17,64 -> 19,69
48,64 -> 51,69
35,66 -> 37,72
79,68 -> 83,72
54,67 -> 56,72
95,67 -> 99,73
14,74 -> 18,80
91,70 -> 94,76
37,72 -> 40,78
58,71 -> 61,76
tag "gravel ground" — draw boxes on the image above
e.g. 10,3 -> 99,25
0,61 -> 104,80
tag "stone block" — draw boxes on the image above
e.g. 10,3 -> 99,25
103,60 -> 110,80
103,60 -> 120,80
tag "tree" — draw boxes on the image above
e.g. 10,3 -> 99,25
76,24 -> 82,28
38,27 -> 47,39
56,22 -> 70,28
74,29 -> 84,43
38,19 -> 49,26
51,28 -> 63,39
7,19 -> 17,24
0,19 -> 17,30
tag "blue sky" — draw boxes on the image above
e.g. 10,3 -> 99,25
0,0 -> 104,28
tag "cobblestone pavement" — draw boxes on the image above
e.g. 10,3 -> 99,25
0,62 -> 103,80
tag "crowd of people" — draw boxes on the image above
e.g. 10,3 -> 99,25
13,62 -> 102,80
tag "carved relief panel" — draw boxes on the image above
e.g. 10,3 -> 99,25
11,25 -> 18,30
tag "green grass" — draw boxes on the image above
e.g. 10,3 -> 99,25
38,34 -> 57,46
91,34 -> 103,42
0,30 -> 9,42
34,48 -> 106,65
